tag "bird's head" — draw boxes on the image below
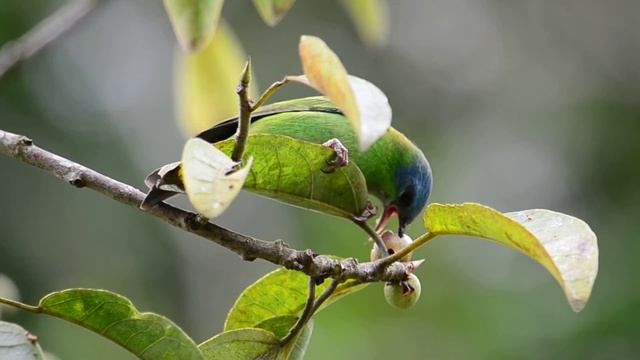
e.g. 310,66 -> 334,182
375,153 -> 432,237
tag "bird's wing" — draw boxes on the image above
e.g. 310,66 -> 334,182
196,96 -> 342,143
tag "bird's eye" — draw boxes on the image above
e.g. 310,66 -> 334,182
398,185 -> 415,207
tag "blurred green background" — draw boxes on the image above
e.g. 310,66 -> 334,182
1,1 -> 638,359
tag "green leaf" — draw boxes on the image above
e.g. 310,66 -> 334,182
2,289 -> 204,359
176,22 -> 256,136
215,134 -> 370,219
295,35 -> 392,150
224,268 -> 367,331
198,328 -> 280,360
164,0 -> 224,51
339,0 -> 389,47
257,316 -> 313,360
0,321 -> 46,360
425,203 -> 599,312
254,315 -> 299,339
252,0 -> 297,27
198,321 -> 311,360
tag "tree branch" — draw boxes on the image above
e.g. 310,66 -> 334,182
0,0 -> 105,79
0,128 -> 420,284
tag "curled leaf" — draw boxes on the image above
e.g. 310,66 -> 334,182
176,22 -> 255,136
253,0 -> 297,27
507,209 -> 599,312
296,35 -> 392,150
425,203 -> 598,312
164,0 -> 225,51
181,138 -> 252,218
339,0 -> 389,47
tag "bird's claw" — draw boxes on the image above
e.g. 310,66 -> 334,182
352,201 -> 377,222
321,138 -> 349,173
399,280 -> 415,295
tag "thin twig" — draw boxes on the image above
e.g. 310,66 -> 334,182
279,277 -> 316,345
251,76 -> 296,111
0,129 -> 425,285
356,221 -> 389,258
0,0 -> 104,79
231,59 -> 253,162
280,277 -> 340,345
310,278 -> 340,315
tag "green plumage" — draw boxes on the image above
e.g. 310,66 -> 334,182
246,97 -> 421,203
143,96 -> 432,233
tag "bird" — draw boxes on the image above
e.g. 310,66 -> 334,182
142,96 -> 432,237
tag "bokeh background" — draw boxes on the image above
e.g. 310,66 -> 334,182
1,1 -> 638,359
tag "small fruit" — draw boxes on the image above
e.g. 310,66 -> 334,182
384,273 -> 422,309
370,230 -> 413,262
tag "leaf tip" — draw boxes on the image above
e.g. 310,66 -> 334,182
241,57 -> 252,84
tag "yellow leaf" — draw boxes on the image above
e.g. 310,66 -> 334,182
175,22 -> 256,136
181,138 -> 252,218
340,0 -> 389,47
425,203 -> 598,312
296,35 -> 391,150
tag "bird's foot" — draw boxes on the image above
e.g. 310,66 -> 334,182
321,138 -> 349,173
399,280 -> 416,295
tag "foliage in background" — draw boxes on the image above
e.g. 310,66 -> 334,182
2,1 -> 632,359
0,34 -> 598,357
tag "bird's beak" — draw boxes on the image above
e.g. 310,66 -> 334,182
375,204 -> 398,233
398,217 -> 408,237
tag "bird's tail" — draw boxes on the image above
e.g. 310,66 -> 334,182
140,161 -> 185,210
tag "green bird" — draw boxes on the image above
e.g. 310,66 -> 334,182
142,96 -> 432,236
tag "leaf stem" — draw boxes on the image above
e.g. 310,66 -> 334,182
279,276 -> 316,345
381,232 -> 437,266
231,59 -> 253,163
251,75 -> 298,111
0,297 -> 41,314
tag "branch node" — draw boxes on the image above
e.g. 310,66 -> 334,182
185,213 -> 209,230
64,170 -> 85,187
18,136 -> 33,146
69,177 -> 85,188
241,254 -> 257,262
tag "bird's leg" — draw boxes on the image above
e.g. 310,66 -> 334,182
321,138 -> 349,173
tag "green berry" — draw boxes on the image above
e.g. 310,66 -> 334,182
384,273 -> 422,309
